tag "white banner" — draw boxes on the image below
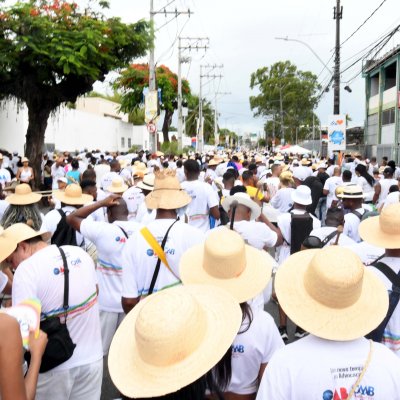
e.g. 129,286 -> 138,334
327,115 -> 346,152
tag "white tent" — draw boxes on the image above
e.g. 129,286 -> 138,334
279,145 -> 311,154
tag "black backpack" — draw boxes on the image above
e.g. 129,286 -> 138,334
290,213 -> 314,254
51,209 -> 79,247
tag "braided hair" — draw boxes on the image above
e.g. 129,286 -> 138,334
1,204 -> 43,231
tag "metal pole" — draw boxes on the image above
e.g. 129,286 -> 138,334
149,0 -> 156,152
312,112 -> 315,153
198,65 -> 203,153
333,0 -> 342,115
177,37 -> 183,149
214,94 -> 218,146
279,87 -> 284,142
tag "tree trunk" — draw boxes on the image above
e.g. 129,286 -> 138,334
162,109 -> 174,143
25,106 -> 51,190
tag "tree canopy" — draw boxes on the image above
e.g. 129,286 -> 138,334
115,63 -> 190,143
250,61 -> 321,144
0,0 -> 151,185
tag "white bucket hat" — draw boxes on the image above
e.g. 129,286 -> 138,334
222,192 -> 261,220
291,185 -> 312,206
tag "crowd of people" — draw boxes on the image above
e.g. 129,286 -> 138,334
1,146 -> 400,400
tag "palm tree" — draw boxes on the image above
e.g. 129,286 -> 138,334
185,95 -> 215,143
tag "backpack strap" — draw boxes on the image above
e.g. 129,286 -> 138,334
116,225 -> 129,239
141,219 -> 180,295
320,229 -> 339,247
366,262 -> 400,342
58,247 -> 70,322
351,210 -> 363,220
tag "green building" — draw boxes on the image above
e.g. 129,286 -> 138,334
363,45 -> 400,162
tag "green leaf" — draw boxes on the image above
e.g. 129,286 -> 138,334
63,63 -> 70,74
79,45 -> 87,56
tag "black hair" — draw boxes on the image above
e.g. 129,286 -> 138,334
242,160 -> 249,168
71,159 -> 79,169
384,167 -> 394,176
325,207 -> 344,227
238,302 -> 253,334
183,159 -> 200,175
222,171 -> 235,182
342,170 -> 352,181
82,169 -> 96,181
176,160 -> 183,168
162,161 -> 169,169
80,179 -> 97,191
231,155 -> 239,162
229,185 -> 247,196
388,160 -> 396,170
355,164 -> 374,187
248,163 -> 257,172
389,184 -> 399,193
241,170 -> 254,182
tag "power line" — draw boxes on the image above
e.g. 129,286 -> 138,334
340,0 -> 388,48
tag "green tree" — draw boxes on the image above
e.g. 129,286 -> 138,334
185,95 -> 215,143
250,61 -> 321,144
115,64 -> 190,143
0,0 -> 151,186
218,128 -> 238,147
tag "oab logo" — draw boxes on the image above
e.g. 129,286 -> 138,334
115,236 -> 126,243
146,249 -> 154,257
322,386 -> 375,400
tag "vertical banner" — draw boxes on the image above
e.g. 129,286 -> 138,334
144,90 -> 159,124
328,115 -> 346,152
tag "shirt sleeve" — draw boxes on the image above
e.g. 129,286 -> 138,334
121,236 -> 139,299
323,178 -> 330,191
0,271 -> 8,293
80,219 -> 104,244
206,185 -> 219,209
12,265 -> 37,306
258,224 -> 278,248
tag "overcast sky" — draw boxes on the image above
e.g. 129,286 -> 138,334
95,0 -> 400,137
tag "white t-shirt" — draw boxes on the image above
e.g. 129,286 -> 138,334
369,257 -> 400,358
377,178 -> 398,208
0,271 -> 8,293
0,167 -> 11,187
101,171 -> 120,191
264,177 -> 280,199
344,241 -> 384,265
181,180 -> 219,232
50,164 -> 65,189
136,201 -> 156,224
257,334 -> 400,400
309,226 -> 356,246
12,245 -> 102,371
230,220 -> 277,250
94,164 -> 110,188
121,219 -> 203,298
0,199 -> 9,221
228,309 -> 284,395
80,219 -> 141,313
276,210 -> 321,265
384,191 -> 400,208
323,176 -> 342,208
357,176 -> 375,202
326,165 -> 335,177
176,167 -> 185,183
343,208 -> 366,243
270,187 -> 294,213
216,162 -> 229,177
122,186 -> 145,220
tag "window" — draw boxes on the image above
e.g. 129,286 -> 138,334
384,63 -> 396,91
366,113 -> 378,144
382,108 -> 395,125
121,137 -> 125,147
128,138 -> 132,148
370,73 -> 379,96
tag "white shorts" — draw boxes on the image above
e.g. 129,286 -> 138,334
36,359 -> 103,400
100,310 -> 125,356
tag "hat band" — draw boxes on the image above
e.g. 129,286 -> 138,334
342,191 -> 363,196
153,188 -> 182,192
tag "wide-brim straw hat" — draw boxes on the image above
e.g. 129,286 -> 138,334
21,157 -> 29,163
180,229 -> 273,303
336,184 -> 364,199
222,192 -> 261,220
274,153 -> 284,161
6,183 -> 42,205
275,246 -> 388,341
145,170 -> 191,210
132,162 -> 149,176
106,178 -> 128,194
208,158 -> 222,166
3,222 -> 51,244
108,284 -> 242,398
156,151 -> 164,157
300,158 -> 310,166
53,183 -> 93,205
359,203 -> 400,249
137,174 -> 155,191
0,227 -> 17,263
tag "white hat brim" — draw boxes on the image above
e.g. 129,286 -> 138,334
180,241 -> 272,303
108,284 -> 242,398
291,192 -> 312,206
222,196 -> 261,220
275,250 -> 388,341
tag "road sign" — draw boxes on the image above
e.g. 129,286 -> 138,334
147,122 -> 157,134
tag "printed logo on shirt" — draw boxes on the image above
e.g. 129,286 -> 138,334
115,236 -> 126,243
146,248 -> 175,257
53,258 -> 81,275
232,344 -> 244,353
322,386 -> 375,400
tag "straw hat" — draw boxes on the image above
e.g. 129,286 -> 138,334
222,192 -> 261,220
6,183 -> 42,205
145,170 -> 191,210
274,153 -> 284,161
132,162 -> 148,176
336,184 -> 364,199
208,158 -> 222,166
53,184 -> 93,205
359,203 -> 400,249
156,151 -> 164,157
0,227 -> 17,263
106,177 -> 128,194
275,246 -> 388,341
300,158 -> 310,166
291,185 -> 312,205
136,174 -> 155,191
3,223 -> 50,244
21,157 -> 29,163
180,229 -> 273,303
108,284 -> 241,398
254,155 -> 263,164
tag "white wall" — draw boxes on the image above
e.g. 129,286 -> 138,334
381,124 -> 395,144
0,101 -> 149,153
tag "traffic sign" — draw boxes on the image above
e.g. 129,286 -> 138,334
147,122 -> 157,134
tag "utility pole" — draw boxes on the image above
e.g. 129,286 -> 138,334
148,2 -> 192,151
214,91 -> 231,146
333,0 -> 342,115
177,37 -> 209,149
198,64 -> 223,152
279,86 -> 285,143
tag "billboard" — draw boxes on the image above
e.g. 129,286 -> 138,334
327,115 -> 346,151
